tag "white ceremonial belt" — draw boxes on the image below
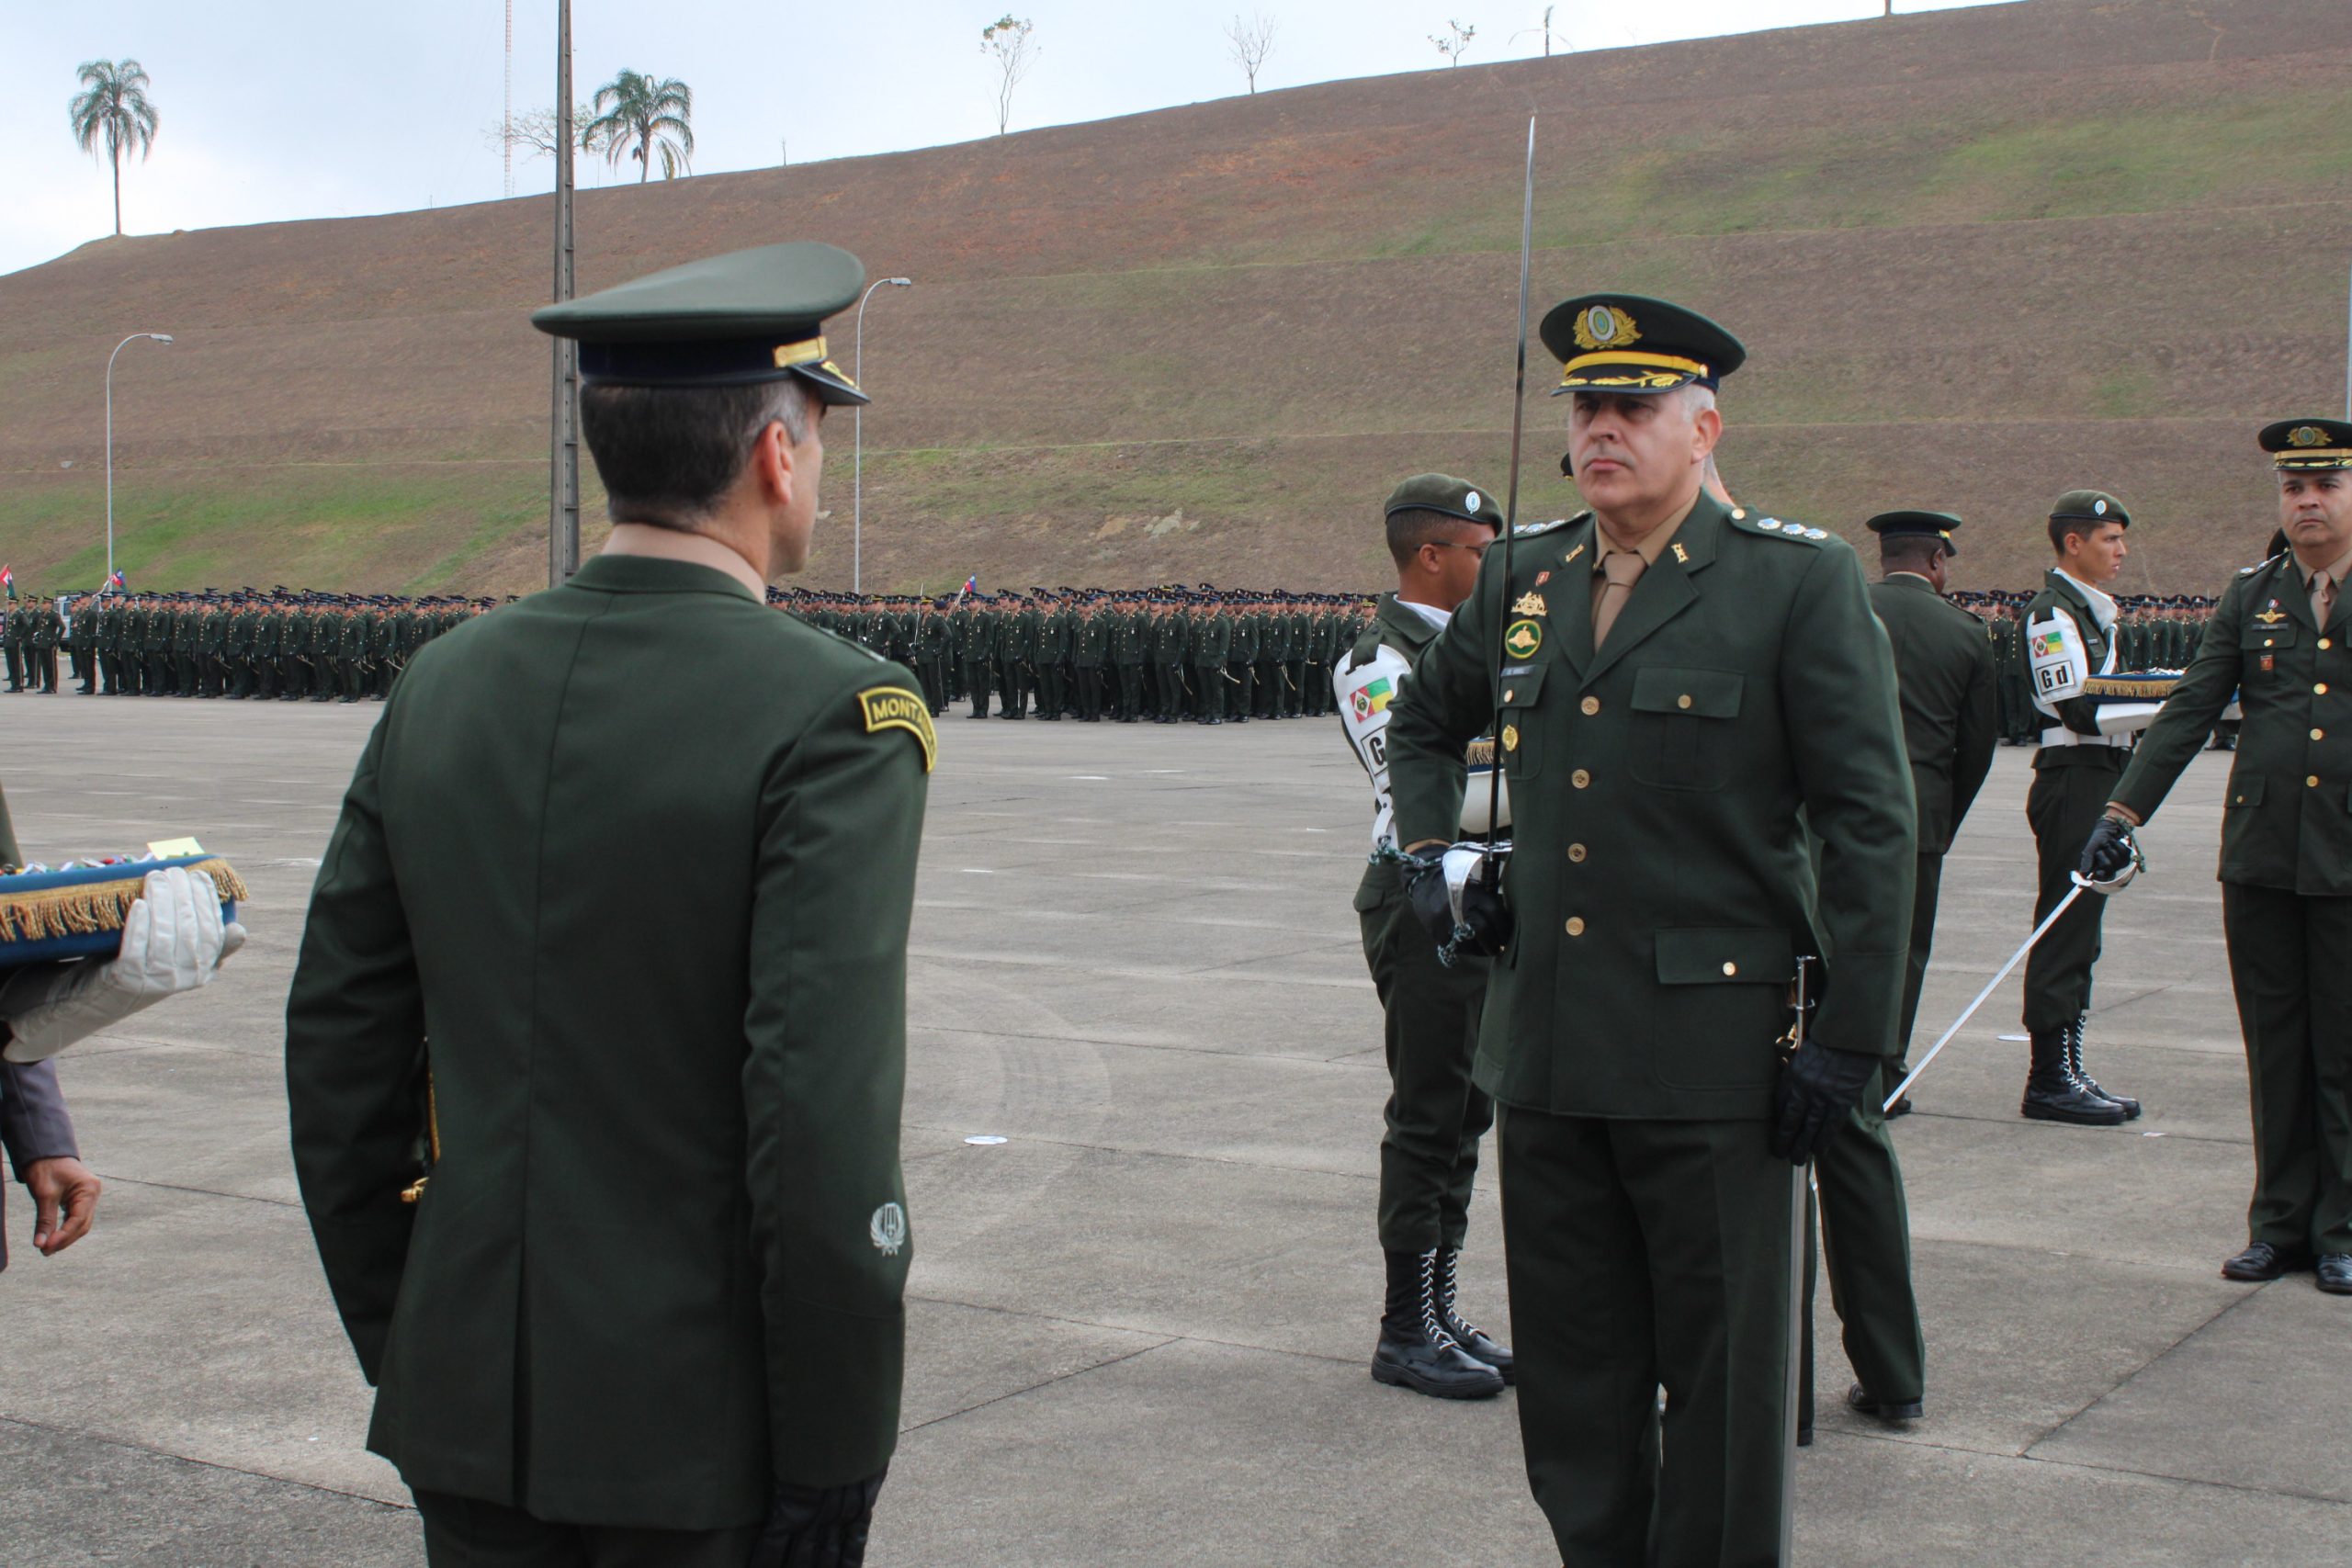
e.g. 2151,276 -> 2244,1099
2040,728 -> 2131,749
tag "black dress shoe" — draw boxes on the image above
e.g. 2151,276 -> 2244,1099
1847,1383 -> 1923,1423
2220,1241 -> 2311,1281
2317,1255 -> 2352,1295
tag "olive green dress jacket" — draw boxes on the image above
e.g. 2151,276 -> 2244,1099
286,555 -> 930,1530
1869,572 -> 1998,855
1386,495 -> 1916,1119
2112,551 -> 2352,892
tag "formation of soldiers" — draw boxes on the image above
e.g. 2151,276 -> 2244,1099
772,588 -> 1368,724
1,590 -> 498,701
1964,590 -> 2224,745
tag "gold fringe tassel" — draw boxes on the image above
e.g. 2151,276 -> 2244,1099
0,859 -> 249,945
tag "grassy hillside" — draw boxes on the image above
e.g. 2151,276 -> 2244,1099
3,0 -> 2346,597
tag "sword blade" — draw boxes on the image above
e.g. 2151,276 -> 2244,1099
1883,881 -> 2086,1111
1780,1158 -> 1806,1568
1486,116 -> 1538,852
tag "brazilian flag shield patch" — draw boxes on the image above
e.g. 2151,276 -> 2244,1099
859,686 -> 937,773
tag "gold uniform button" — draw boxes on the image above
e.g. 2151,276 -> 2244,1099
2266,639 -> 2277,649
2315,729 -> 2327,741
1503,689 -> 1516,704
1572,768 -> 1592,788
1566,917 -> 1587,937
2319,683 -> 2331,695
2324,638 -> 2335,650
1678,694 -> 1693,710
1580,695 -> 1600,716
1567,843 -> 1588,863
2310,775 -> 2322,788
2235,795 -> 2246,805
1722,961 -> 1738,977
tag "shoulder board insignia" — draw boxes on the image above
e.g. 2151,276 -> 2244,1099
1513,518 -> 1569,537
859,686 -> 937,773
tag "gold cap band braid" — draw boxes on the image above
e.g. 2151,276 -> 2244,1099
2276,448 -> 2352,468
772,335 -> 831,369
1558,349 -> 1711,387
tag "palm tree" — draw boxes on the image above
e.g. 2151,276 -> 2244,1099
67,59 -> 161,237
582,71 -> 694,183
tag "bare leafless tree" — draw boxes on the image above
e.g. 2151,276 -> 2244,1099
981,15 -> 1040,136
485,105 -> 591,165
1225,10 -> 1278,94
1430,18 -> 1476,67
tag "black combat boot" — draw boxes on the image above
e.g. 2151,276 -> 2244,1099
1430,1246 -> 1513,1384
1371,1249 -> 1505,1400
2021,1029 -> 2127,1126
2066,1015 -> 2141,1120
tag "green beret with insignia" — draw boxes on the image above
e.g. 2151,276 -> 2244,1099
1384,473 -> 1503,529
1539,294 -> 1747,396
531,241 -> 872,406
2260,417 -> 2352,471
2050,489 -> 2130,528
1864,509 -> 1962,557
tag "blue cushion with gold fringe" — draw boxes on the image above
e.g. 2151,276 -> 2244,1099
0,855 -> 246,970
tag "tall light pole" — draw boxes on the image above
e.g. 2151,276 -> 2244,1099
105,332 -> 172,585
548,0 -> 581,587
853,276 -> 912,594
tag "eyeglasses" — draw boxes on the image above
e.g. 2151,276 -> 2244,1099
1429,538 -> 1494,558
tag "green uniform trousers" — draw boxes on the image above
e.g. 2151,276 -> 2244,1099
1498,1107 -> 1792,1568
1357,878 -> 1490,1253
1192,663 -> 1225,722
414,1490 -> 760,1567
2021,752 -> 2126,1033
2222,885 -> 2352,1255
1801,1066 -> 1926,1425
1894,852 -> 1944,1078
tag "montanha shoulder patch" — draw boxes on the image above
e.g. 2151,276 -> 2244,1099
859,686 -> 937,773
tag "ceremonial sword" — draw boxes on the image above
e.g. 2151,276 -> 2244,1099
1882,878 -> 2089,1112
1483,115 -> 1538,859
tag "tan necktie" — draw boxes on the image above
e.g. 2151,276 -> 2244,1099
1593,551 -> 1646,652
2314,569 -> 2337,631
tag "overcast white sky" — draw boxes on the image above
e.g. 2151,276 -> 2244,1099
3,0 -> 2014,278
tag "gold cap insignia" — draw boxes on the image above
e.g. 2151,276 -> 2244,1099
773,335 -> 831,369
1572,304 -> 1640,353
2291,426 -> 2328,447
1513,592 -> 1548,616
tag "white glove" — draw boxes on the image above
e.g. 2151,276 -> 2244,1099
0,868 -> 246,1063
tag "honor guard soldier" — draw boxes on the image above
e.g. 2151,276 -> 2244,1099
2090,419 -> 2352,1296
1385,297 -> 1914,1563
1336,474 -> 1511,1401
2020,491 -> 2162,1124
1865,512 -> 1999,1102
287,242 -> 928,1568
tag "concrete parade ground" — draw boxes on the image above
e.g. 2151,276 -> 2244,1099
1,695 -> 2346,1566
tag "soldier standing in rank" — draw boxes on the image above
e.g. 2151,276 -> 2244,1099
1385,296 -> 1913,1562
1189,601 -> 1231,724
1335,474 -> 1512,1400
960,597 -> 995,719
2089,418 -> 2352,1296
1112,596 -> 1148,721
1071,597 -> 1108,721
2018,491 -> 2156,1125
1035,594 -> 1070,720
1226,598 -> 1259,722
1866,513 -> 1999,1104
1149,600 -> 1188,722
30,598 -> 62,694
68,595 -> 96,693
287,242 -> 922,1566
997,596 -> 1035,719
916,601 -> 951,716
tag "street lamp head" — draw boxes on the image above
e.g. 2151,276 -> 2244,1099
151,334 -> 174,344
888,277 -> 912,288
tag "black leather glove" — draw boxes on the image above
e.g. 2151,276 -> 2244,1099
1770,1039 -> 1878,1165
1397,846 -> 1512,961
2079,813 -> 2136,884
746,1469 -> 887,1568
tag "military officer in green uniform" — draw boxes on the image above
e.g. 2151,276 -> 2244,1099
2018,492 -> 2154,1125
2092,418 -> 2352,1296
1336,474 -> 1511,1400
1866,512 -> 1999,1100
287,242 -> 924,1566
1385,296 -> 1914,1563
